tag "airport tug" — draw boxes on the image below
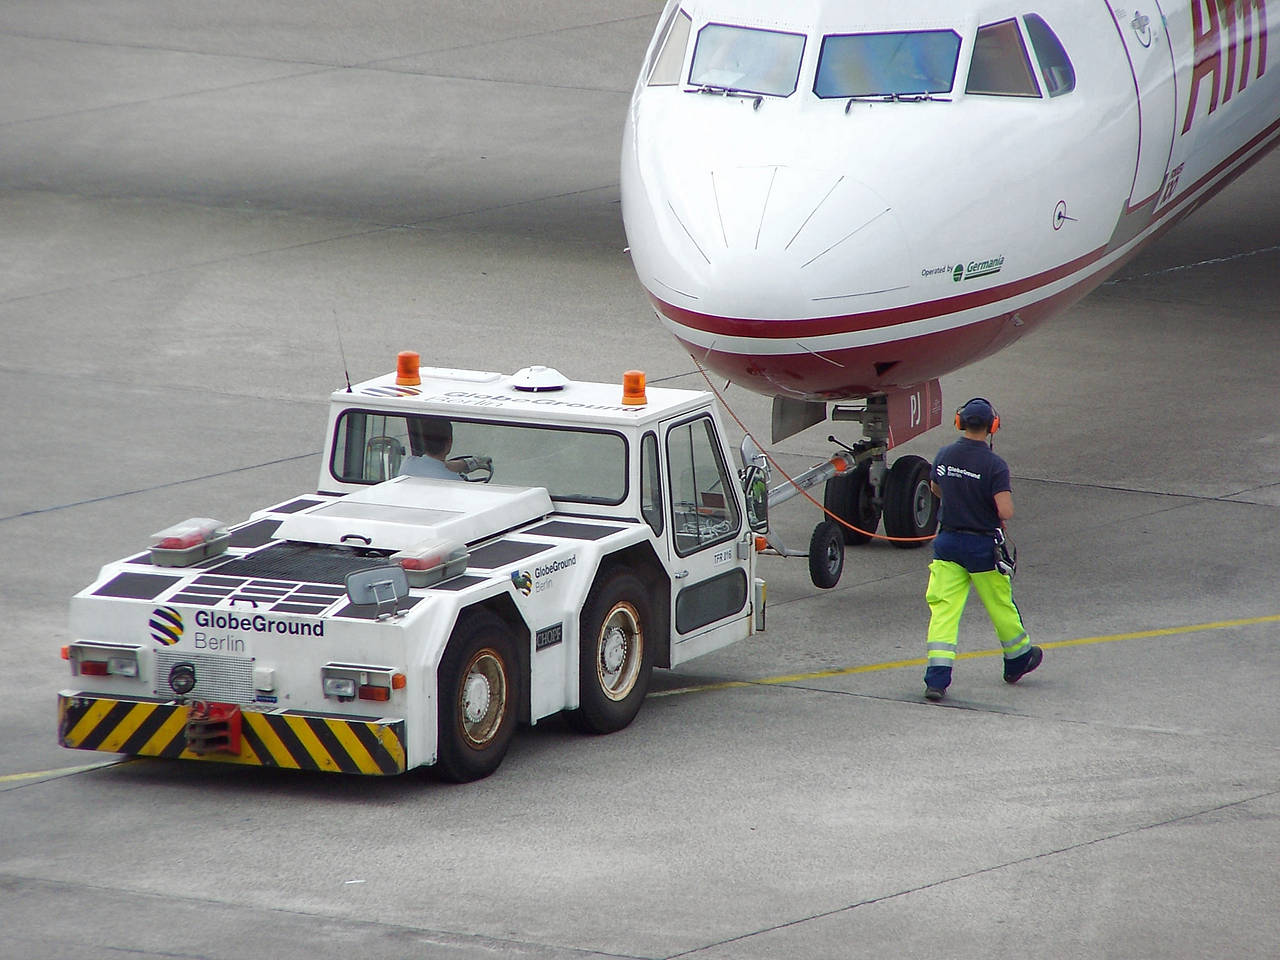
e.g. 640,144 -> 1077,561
58,355 -> 770,781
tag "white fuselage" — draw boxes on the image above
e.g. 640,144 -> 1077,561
622,0 -> 1279,402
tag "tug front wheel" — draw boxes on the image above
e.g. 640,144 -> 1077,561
436,611 -> 518,782
882,455 -> 938,549
808,520 -> 845,589
568,572 -> 654,735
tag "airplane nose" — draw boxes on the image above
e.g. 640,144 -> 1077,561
643,165 -> 911,318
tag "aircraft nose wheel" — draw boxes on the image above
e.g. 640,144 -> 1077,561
823,460 -> 881,545
882,455 -> 938,548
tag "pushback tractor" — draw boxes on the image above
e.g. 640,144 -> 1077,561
58,354 -> 772,781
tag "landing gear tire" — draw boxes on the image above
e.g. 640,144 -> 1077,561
823,461 -> 881,545
808,520 -> 845,589
567,571 -> 654,735
882,455 -> 938,550
436,611 -> 518,782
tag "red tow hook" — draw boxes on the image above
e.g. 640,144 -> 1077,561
185,701 -> 243,755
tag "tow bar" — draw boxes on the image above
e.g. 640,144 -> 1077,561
185,701 -> 242,755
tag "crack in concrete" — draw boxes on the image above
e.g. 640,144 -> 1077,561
0,452 -> 318,524
666,788 -> 1280,958
0,871 -> 654,960
1104,243 -> 1280,284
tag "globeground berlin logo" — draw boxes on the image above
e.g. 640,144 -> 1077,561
149,606 -> 184,646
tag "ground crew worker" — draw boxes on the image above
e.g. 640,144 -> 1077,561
923,397 -> 1042,701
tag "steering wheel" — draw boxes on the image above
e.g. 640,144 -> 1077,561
451,453 -> 494,483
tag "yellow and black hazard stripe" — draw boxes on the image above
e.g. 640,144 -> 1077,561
58,694 -> 406,775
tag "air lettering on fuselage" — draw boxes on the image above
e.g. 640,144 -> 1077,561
1185,0 -> 1269,133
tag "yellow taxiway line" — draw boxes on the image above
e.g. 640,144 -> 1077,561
4,615 -> 1276,782
0,758 -> 123,786
649,613 -> 1280,698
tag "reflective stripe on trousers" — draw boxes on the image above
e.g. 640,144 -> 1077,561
925,559 -> 1031,666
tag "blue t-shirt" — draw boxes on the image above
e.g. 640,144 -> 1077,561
931,438 -> 1010,534
399,456 -> 462,481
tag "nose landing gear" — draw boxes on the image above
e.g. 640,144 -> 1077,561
821,441 -> 938,552
757,390 -> 940,589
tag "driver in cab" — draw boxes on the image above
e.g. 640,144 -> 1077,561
400,417 -> 488,481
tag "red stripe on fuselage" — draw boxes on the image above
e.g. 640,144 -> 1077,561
670,258 -> 1119,401
649,246 -> 1107,340
653,112 -> 1280,349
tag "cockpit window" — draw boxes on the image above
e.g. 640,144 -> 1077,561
689,23 -> 806,97
1024,15 -> 1075,97
966,19 -> 1041,97
647,8 -> 692,86
814,31 -> 962,98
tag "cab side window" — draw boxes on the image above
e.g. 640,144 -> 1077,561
640,431 -> 664,536
966,19 -> 1041,97
667,417 -> 740,556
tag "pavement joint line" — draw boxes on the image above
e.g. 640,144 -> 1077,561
1103,242 -> 1280,283
649,613 -> 1280,699
0,871 -> 652,960
357,12 -> 660,68
0,182 -> 621,305
0,25 -> 642,125
1014,473 -> 1280,507
0,453 -> 319,523
668,786 -> 1280,958
0,63 -> 340,131
0,217 -> 401,310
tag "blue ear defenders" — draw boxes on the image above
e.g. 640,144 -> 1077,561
955,397 -> 1000,434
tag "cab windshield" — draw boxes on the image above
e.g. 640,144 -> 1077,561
814,30 -> 961,98
689,23 -> 806,96
331,410 -> 628,505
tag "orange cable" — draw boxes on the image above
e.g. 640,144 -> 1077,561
692,359 -> 936,544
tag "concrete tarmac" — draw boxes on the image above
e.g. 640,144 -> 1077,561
2,4 -> 1278,958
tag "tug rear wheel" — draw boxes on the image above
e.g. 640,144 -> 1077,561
436,611 -> 518,782
882,455 -> 938,550
568,571 -> 654,735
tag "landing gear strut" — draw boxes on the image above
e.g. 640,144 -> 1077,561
755,392 -> 940,589
825,394 -> 939,552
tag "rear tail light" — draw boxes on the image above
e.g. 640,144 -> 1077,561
67,642 -> 142,679
321,663 -> 405,703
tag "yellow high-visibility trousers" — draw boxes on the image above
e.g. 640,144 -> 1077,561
925,559 -> 1031,669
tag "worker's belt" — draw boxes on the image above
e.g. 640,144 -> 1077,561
940,526 -> 996,537
58,692 -> 407,775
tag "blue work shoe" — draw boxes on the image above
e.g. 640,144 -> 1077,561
924,665 -> 951,701
1003,645 -> 1043,684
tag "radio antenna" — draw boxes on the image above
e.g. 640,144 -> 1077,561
332,307 -> 353,392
